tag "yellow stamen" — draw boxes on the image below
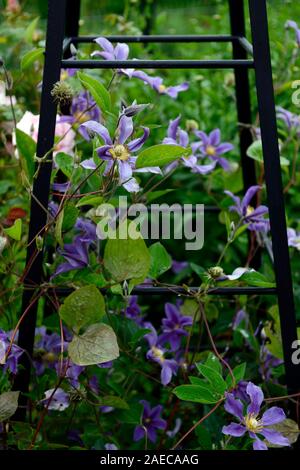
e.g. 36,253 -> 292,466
244,413 -> 263,433
246,205 -> 255,217
151,346 -> 165,362
158,84 -> 167,93
206,145 -> 216,156
109,144 -> 130,161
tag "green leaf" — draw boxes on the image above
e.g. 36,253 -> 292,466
247,139 -> 289,167
59,286 -> 106,332
190,263 -> 206,280
55,152 -> 74,178
136,144 -> 190,169
241,270 -> 275,288
149,242 -> 172,278
0,391 -> 20,422
54,209 -> 64,247
62,204 -> 79,231
99,396 -> 129,410
173,384 -> 221,404
196,364 -> 227,395
103,224 -> 150,283
16,128 -> 36,181
0,180 -> 13,195
68,323 -> 119,366
205,353 -> 222,375
21,47 -> 44,71
24,17 -> 39,43
264,306 -> 283,359
180,299 -> 200,321
118,402 -> 143,424
76,195 -> 103,208
146,189 -> 175,203
267,419 -> 300,447
3,218 -> 22,241
226,363 -> 246,387
78,72 -> 111,113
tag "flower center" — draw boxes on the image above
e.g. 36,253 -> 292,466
246,205 -> 255,217
244,413 -> 263,433
206,145 -> 216,156
151,346 -> 165,362
109,144 -> 130,161
158,84 -> 167,93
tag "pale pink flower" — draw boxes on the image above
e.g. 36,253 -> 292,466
16,111 -> 75,156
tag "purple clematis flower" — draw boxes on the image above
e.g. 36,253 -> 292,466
133,71 -> 189,99
52,235 -> 90,278
60,91 -> 101,136
259,346 -> 283,382
144,323 -> 178,386
134,400 -> 167,443
92,38 -> 189,99
193,129 -> 234,171
232,309 -> 249,331
287,227 -> 300,250
224,185 -> 269,232
159,303 -> 193,351
41,388 -> 70,411
286,20 -> 300,46
172,259 -> 189,274
276,106 -> 300,135
105,443 -> 118,450
92,37 -> 129,62
222,382 -> 290,450
0,329 -> 23,375
33,327 -> 66,375
122,296 -> 145,326
80,115 -> 161,192
163,116 -> 217,174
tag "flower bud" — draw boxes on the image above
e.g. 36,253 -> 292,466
207,266 -> 224,279
51,81 -> 74,108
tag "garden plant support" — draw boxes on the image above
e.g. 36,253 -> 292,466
13,0 -> 300,420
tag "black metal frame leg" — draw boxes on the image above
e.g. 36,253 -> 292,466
229,0 -> 261,269
13,0 -> 67,419
65,0 -> 81,57
249,0 -> 300,394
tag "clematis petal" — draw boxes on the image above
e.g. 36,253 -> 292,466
167,116 -> 181,140
118,115 -> 134,144
260,428 -> 290,447
123,177 -> 141,193
133,425 -> 145,442
209,128 -> 221,146
253,437 -> 268,451
247,382 -> 264,415
94,37 -> 114,54
127,127 -> 150,152
114,42 -> 129,61
242,185 -> 261,210
217,143 -> 234,154
118,160 -> 133,182
79,121 -> 112,144
226,267 -> 255,281
166,82 -> 189,99
261,407 -> 286,426
80,158 -> 97,170
224,392 -> 244,420
222,423 -> 246,437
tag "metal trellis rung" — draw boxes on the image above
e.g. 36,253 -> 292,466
12,0 -> 300,420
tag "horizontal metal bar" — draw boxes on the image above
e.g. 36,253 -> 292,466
52,286 -> 277,296
237,36 -> 254,56
69,35 -> 237,44
61,59 -> 254,70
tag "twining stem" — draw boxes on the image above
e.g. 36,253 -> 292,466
171,399 -> 223,450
